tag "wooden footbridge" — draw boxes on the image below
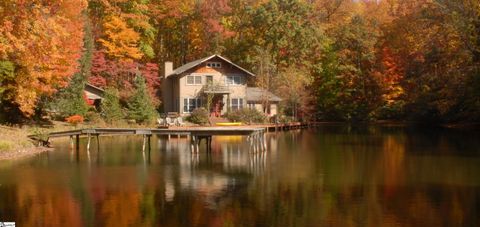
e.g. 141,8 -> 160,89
31,127 -> 268,153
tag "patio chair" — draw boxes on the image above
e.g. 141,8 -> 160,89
176,117 -> 186,127
165,117 -> 175,126
157,118 -> 165,127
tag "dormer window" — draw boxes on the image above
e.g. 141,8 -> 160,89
206,62 -> 222,68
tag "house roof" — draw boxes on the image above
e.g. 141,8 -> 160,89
84,83 -> 105,100
170,54 -> 255,77
246,87 -> 282,102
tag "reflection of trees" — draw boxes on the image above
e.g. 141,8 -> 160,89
12,170 -> 83,226
1,127 -> 480,226
98,191 -> 141,226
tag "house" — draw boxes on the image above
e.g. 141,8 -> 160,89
161,55 -> 281,117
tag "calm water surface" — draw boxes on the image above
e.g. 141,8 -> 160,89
0,125 -> 479,226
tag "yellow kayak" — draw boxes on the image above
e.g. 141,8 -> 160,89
216,122 -> 242,126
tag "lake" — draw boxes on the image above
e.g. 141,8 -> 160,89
0,125 -> 479,226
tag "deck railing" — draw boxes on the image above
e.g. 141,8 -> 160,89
202,83 -> 231,94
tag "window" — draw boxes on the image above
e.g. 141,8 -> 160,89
231,98 -> 243,110
183,98 -> 202,113
206,62 -> 221,68
186,75 -> 202,85
226,75 -> 243,85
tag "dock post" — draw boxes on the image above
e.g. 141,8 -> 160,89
142,135 -> 147,152
190,136 -> 193,153
147,135 -> 151,151
251,134 -> 255,153
168,134 -> 171,140
252,135 -> 255,153
254,133 -> 259,153
70,136 -> 74,150
206,136 -> 212,153
263,132 -> 267,152
196,136 -> 200,152
87,134 -> 91,151
75,135 -> 80,151
258,133 -> 262,152
96,134 -> 100,151
257,133 -> 262,152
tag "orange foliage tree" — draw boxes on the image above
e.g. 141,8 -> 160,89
0,0 -> 87,116
98,15 -> 143,61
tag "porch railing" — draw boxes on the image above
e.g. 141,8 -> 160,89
202,83 -> 231,94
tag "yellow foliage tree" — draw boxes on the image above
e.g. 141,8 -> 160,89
98,15 -> 143,61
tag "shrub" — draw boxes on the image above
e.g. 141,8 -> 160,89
65,115 -> 84,126
278,115 -> 294,123
85,111 -> 103,124
187,108 -> 209,125
225,108 -> 266,124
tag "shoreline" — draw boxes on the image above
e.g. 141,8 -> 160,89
0,146 -> 53,161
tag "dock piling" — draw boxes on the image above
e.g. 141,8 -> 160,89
70,136 -> 74,150
96,134 -> 100,151
87,134 -> 91,151
75,135 -> 80,151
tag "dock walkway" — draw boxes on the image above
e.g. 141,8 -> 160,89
31,127 -> 267,153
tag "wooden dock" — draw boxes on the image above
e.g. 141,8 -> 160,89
29,122 -> 319,153
31,127 -> 267,153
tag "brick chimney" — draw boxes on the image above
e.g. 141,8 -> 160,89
164,62 -> 173,78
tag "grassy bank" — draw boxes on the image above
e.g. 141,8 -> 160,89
0,120 -> 160,161
0,125 -> 48,160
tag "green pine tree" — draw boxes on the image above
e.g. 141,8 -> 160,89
101,87 -> 123,123
128,75 -> 156,124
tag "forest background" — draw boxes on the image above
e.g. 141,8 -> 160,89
0,0 -> 479,124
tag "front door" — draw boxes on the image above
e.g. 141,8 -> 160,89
211,95 -> 224,117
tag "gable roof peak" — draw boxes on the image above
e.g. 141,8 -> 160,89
171,54 -> 255,77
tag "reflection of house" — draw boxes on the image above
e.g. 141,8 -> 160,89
161,55 -> 281,116
84,83 -> 104,107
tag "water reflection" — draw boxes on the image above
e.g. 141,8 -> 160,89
0,126 -> 479,226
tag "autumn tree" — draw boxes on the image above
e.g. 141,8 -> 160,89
88,0 -> 160,109
99,15 -> 143,61
0,0 -> 87,117
50,14 -> 95,119
277,66 -> 314,120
